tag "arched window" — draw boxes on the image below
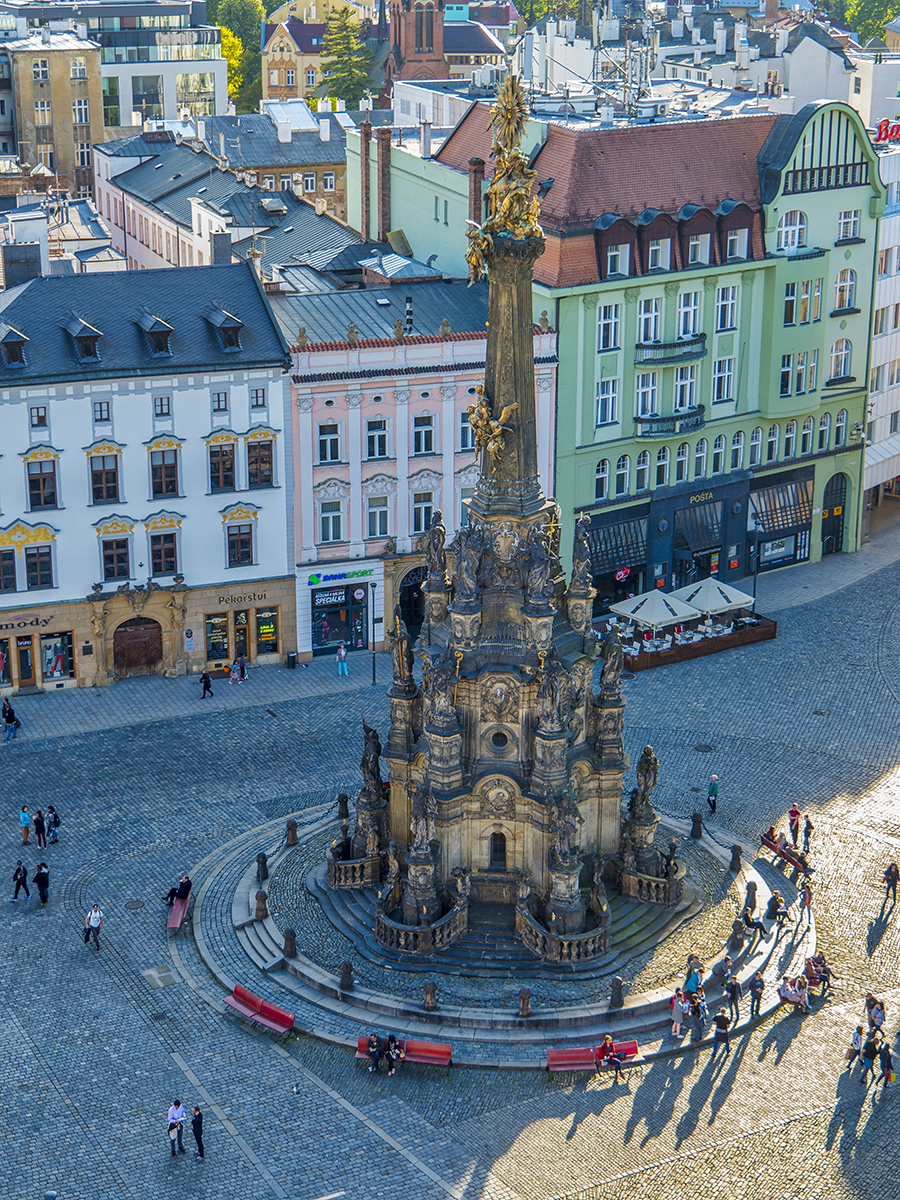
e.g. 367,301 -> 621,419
656,445 -> 669,486
731,430 -> 744,470
636,450 -> 650,491
615,454 -> 630,496
818,412 -> 831,451
489,830 -> 506,870
829,339 -> 852,381
784,420 -> 797,457
767,423 -> 779,462
750,427 -> 763,467
595,458 -> 610,500
801,415 -> 814,455
776,210 -> 807,252
835,409 -> 848,447
676,442 -> 689,481
694,438 -> 707,478
712,435 -> 726,473
834,268 -> 856,311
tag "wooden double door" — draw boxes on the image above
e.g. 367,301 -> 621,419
113,617 -> 163,677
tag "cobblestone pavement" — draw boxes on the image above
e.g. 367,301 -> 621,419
3,550 -> 900,1199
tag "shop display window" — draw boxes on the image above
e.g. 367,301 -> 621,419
256,608 -> 278,654
40,631 -> 74,679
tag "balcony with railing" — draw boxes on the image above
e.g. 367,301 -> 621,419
634,333 -> 706,366
634,405 -> 706,438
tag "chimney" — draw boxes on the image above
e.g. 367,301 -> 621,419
692,26 -> 700,44
671,17 -> 683,37
419,120 -> 431,159
319,117 -> 330,142
693,47 -> 702,64
360,120 -> 372,240
766,0 -> 779,22
211,230 -> 233,264
277,119 -> 291,144
776,25 -> 788,53
376,126 -> 392,244
468,156 -> 485,225
714,21 -> 727,55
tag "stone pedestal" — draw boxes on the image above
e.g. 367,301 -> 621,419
424,585 -> 450,631
522,610 -> 554,655
402,843 -> 441,925
531,729 -> 568,794
564,587 -> 595,635
425,717 -> 464,793
624,809 -> 662,877
595,700 -> 625,766
352,788 -> 389,859
386,690 -> 421,759
546,852 -> 585,935
449,604 -> 482,651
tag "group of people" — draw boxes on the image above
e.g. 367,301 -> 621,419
166,1100 -> 205,1161
11,859 -> 49,904
365,1032 -> 405,1075
18,805 -> 60,847
762,825 -> 815,873
671,954 -> 755,1044
847,995 -> 892,1087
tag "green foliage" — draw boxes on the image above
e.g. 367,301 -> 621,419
261,0 -> 284,13
217,0 -> 265,51
219,26 -> 245,96
518,0 -> 549,23
207,0 -> 221,20
846,0 -> 900,43
234,47 -> 262,113
321,8 -> 373,108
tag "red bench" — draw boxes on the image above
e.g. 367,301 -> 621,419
355,1035 -> 452,1068
223,984 -> 294,1033
546,1047 -> 597,1074
595,1039 -> 645,1079
166,887 -> 191,931
761,835 -> 813,877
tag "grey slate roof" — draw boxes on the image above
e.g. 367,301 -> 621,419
443,20 -> 505,52
204,113 -> 347,168
0,263 -> 290,385
269,279 -> 489,345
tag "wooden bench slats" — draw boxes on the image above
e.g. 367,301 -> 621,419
167,892 -> 190,931
355,1036 -> 452,1067
232,984 -> 262,1013
546,1047 -> 597,1073
224,986 -> 293,1032
761,835 -> 812,876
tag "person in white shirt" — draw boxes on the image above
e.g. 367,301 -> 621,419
85,904 -> 103,950
167,1099 -> 186,1156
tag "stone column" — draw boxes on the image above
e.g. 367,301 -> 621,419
402,843 -> 441,924
531,729 -> 568,795
546,853 -> 585,935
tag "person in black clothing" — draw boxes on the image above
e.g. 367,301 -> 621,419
743,907 -> 767,937
164,875 -> 191,906
884,862 -> 899,906
46,806 -> 60,844
726,977 -> 742,1024
749,971 -> 765,1019
200,670 -> 213,699
191,1106 -> 204,1160
712,1009 -> 731,1058
765,891 -> 788,925
33,810 -> 46,850
367,1032 -> 382,1072
875,1042 -> 894,1088
11,860 -> 29,900
33,862 -> 49,905
3,698 -> 17,742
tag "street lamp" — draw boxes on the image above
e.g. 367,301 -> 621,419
370,581 -> 378,686
749,514 -> 762,602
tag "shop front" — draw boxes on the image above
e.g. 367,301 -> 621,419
749,466 -> 815,572
0,610 -> 78,693
297,562 -> 384,660
584,505 -> 650,616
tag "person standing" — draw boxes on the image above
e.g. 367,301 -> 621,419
670,988 -> 685,1037
788,804 -> 802,847
199,669 -> 213,700
33,810 -> 46,851
798,882 -> 813,925
802,815 -> 814,854
167,1100 -> 186,1156
875,1041 -> 894,1089
191,1106 -> 204,1161
85,904 -> 103,950
3,698 -> 17,742
883,862 -> 899,906
861,1033 -> 880,1086
689,997 -> 704,1046
32,862 -> 49,905
707,775 -> 718,816
19,806 -> 30,844
846,1025 -> 864,1072
336,642 -> 349,677
726,976 -> 743,1025
238,654 -> 247,684
712,1009 -> 731,1058
229,660 -> 239,685
46,806 -> 60,844
749,971 -> 765,1019
11,860 -> 29,901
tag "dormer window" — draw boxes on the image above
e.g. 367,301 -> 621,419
0,322 -> 28,366
204,303 -> 244,352
222,326 -> 240,349
64,313 -> 102,361
151,330 -> 170,354
77,335 -> 99,359
134,306 -> 174,357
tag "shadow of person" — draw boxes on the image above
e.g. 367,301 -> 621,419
757,1007 -> 803,1066
866,908 -> 891,956
673,1055 -> 718,1148
707,1029 -> 751,1124
562,1075 -> 625,1141
824,1065 -> 869,1153
621,1054 -> 692,1148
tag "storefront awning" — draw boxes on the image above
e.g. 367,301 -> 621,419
586,516 -> 648,575
674,501 -> 722,554
750,478 -> 813,535
865,432 -> 900,491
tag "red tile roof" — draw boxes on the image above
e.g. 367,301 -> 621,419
435,101 -> 497,179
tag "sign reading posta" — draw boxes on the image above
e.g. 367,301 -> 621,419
874,118 -> 900,143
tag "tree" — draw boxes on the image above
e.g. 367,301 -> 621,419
846,0 -> 900,42
321,9 -> 373,108
219,26 -> 244,97
217,0 -> 265,52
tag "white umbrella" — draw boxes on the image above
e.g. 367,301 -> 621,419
669,577 -> 756,615
609,589 -> 701,631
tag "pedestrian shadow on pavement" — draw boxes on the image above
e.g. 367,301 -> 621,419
672,1055 -> 719,1148
706,1030 -> 751,1125
562,1076 -> 626,1140
824,1067 -> 870,1155
866,902 -> 894,956
757,1009 -> 805,1066
621,1053 -> 694,1148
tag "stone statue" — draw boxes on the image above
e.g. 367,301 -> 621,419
337,793 -> 350,821
347,321 -> 358,346
549,790 -> 582,861
426,647 -> 456,717
548,503 -> 562,569
536,653 -> 562,732
386,841 -> 400,886
516,869 -> 532,905
426,510 -> 447,581
524,527 -> 554,609
592,862 -> 609,920
361,817 -> 378,857
360,718 -> 382,796
410,784 -> 431,852
571,512 -> 593,592
452,524 -> 482,604
452,866 -> 471,906
631,744 -> 659,821
600,626 -> 624,696
424,789 -> 438,843
388,606 -> 414,683
623,840 -> 636,871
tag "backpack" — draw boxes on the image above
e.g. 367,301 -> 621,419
52,813 -> 60,828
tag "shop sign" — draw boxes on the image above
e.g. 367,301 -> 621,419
874,118 -> 900,143
615,568 -> 631,581
689,491 -> 714,505
0,613 -> 54,630
307,569 -> 375,586
217,592 -> 268,605
313,588 -> 347,607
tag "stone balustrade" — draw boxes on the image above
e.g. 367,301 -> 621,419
326,853 -> 380,890
374,893 -> 468,954
515,904 -> 609,962
619,860 -> 686,906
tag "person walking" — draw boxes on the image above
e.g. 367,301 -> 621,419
336,642 -> 349,677
167,1100 -> 186,1156
32,862 -> 49,906
191,1106 -> 204,1160
712,1009 -> 731,1059
229,660 -> 239,685
883,862 -> 899,906
19,806 -> 30,844
727,976 -> 743,1025
199,669 -> 213,700
33,810 -> 46,851
85,903 -> 103,950
861,1033 -> 880,1086
238,654 -> 247,684
802,815 -> 814,854
11,860 -> 29,901
788,804 -> 802,847
706,775 -> 718,816
3,698 -> 17,742
749,971 -> 765,1019
46,806 -> 60,844
798,882 -> 813,926
846,1025 -> 864,1072
875,1041 -> 894,1089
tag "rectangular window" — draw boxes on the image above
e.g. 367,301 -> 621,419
809,350 -> 818,391
783,282 -> 796,325
637,298 -> 660,343
102,76 -> 119,127
262,175 -> 275,191
460,486 -> 474,524
34,100 -> 52,125
459,410 -> 474,450
206,612 -> 229,660
750,428 -> 762,466
413,491 -> 433,533
28,460 -> 56,508
413,415 -> 434,454
597,304 -> 621,350
91,454 -> 119,502
648,239 -> 669,270
687,234 -> 702,264
250,388 -> 266,408
712,358 -> 734,403
780,354 -> 793,397
0,549 -> 15,591
304,173 -> 316,192
367,495 -> 389,537
38,148 -> 53,170
838,209 -> 860,239
228,523 -> 254,564
306,68 -> 316,87
32,58 -> 49,81
71,56 -> 87,79
153,395 -> 171,417
892,411 -> 900,435
29,406 -> 47,427
247,440 -> 273,488
25,546 -> 52,589
637,452 -> 651,490
150,532 -> 177,575
674,365 -> 696,411
209,444 -> 235,491
596,378 -> 619,425
715,286 -> 737,331
443,200 -> 449,225
607,243 -> 628,276
796,351 -> 808,395
726,229 -> 745,259
875,307 -> 888,336
93,401 -> 110,422
635,372 -> 658,416
367,419 -> 387,458
256,608 -> 278,653
871,364 -> 885,394
895,303 -> 900,330
318,422 -> 340,463
76,143 -> 92,168
286,68 -> 295,87
320,501 -> 342,543
323,172 -> 335,191
212,391 -> 228,412
677,291 -> 699,338
151,449 -> 178,496
72,98 -> 89,124
102,538 -> 129,580
879,247 -> 892,276
269,69 -> 279,86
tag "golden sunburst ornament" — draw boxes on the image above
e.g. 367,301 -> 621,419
489,74 -> 529,156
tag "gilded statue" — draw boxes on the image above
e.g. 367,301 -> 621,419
467,387 -> 518,473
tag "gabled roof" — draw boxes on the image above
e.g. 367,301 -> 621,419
443,20 -> 506,52
204,112 -> 347,168
262,18 -> 327,52
435,101 -> 498,179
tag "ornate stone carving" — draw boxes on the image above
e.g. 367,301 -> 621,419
467,387 -> 519,474
478,781 -> 515,819
482,677 -> 516,723
361,473 -> 397,496
314,477 -> 349,500
360,718 -> 383,796
570,512 -> 593,593
394,388 -> 411,405
347,390 -> 363,408
425,510 -> 447,583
